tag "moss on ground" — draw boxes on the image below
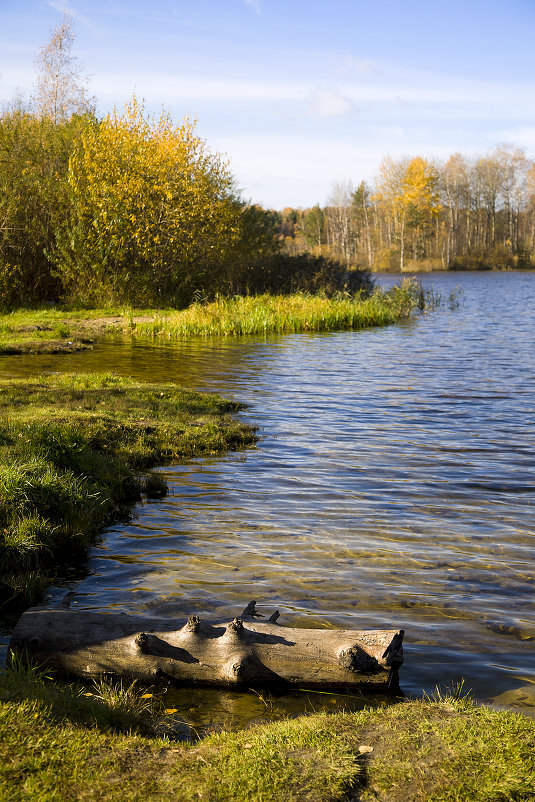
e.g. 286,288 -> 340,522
0,372 -> 256,608
0,664 -> 533,801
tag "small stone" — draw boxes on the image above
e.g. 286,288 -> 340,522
358,745 -> 374,754
493,685 -> 535,708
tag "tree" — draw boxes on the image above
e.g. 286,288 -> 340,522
0,111 -> 88,306
374,157 -> 441,270
325,181 -> 354,263
33,13 -> 94,122
54,98 -> 240,305
352,181 -> 373,267
301,204 -> 326,253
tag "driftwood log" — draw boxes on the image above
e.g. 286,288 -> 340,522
9,600 -> 404,690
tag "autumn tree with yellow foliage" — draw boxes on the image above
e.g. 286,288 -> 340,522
53,98 -> 241,305
374,156 -> 441,271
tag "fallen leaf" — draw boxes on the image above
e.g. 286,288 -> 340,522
164,708 -> 178,714
140,693 -> 153,698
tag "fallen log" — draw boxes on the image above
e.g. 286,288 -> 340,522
9,600 -> 404,690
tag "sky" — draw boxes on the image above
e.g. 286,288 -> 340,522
2,0 -> 535,209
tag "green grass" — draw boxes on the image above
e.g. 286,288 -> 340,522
132,284 -> 424,339
0,306 -> 163,354
0,372 -> 256,608
1,662 -> 534,801
0,283 -> 424,353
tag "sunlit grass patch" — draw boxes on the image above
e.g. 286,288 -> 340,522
1,660 -> 534,802
0,306 -> 165,354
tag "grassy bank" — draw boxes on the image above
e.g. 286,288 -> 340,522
0,282 -> 423,354
0,373 -> 255,608
1,663 -> 534,801
0,307 -> 161,354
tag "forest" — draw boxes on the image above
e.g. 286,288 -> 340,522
278,147 -> 535,272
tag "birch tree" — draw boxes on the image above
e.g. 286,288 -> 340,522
33,14 -> 94,122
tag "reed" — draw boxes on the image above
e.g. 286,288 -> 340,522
132,282 -> 423,340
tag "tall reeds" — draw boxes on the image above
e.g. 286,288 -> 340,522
132,282 -> 422,339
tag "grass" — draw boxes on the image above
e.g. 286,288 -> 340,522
132,283 -> 424,339
1,661 -> 534,801
0,306 -> 163,354
0,308 -> 139,354
0,372 -> 256,608
0,282 -> 424,353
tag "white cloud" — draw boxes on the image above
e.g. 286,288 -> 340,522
309,88 -> 355,118
495,126 -> 535,148
338,52 -> 378,77
90,72 -> 305,104
245,0 -> 261,13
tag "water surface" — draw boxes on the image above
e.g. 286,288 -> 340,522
1,271 -> 534,730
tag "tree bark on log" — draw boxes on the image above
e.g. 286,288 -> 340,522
9,600 -> 404,690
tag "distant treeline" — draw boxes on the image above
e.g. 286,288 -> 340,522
277,150 -> 535,272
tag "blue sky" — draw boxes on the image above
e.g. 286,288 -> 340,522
2,0 -> 535,208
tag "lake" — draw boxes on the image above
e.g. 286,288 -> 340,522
1,270 -> 534,732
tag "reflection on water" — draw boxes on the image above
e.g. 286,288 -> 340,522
1,271 -> 535,729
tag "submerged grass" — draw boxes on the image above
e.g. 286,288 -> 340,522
133,283 -> 424,339
0,372 -> 256,608
1,662 -> 534,801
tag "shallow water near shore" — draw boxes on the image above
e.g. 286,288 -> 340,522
1,271 -> 534,733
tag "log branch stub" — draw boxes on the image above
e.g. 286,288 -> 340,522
186,615 -> 201,633
338,645 -> 381,674
135,632 -> 150,653
382,629 -> 405,667
179,616 -> 221,641
268,610 -> 280,623
241,601 -> 264,618
134,632 -> 198,663
224,655 -> 248,682
223,618 -> 245,642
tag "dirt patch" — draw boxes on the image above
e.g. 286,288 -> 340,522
0,339 -> 94,355
62,315 -> 158,335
